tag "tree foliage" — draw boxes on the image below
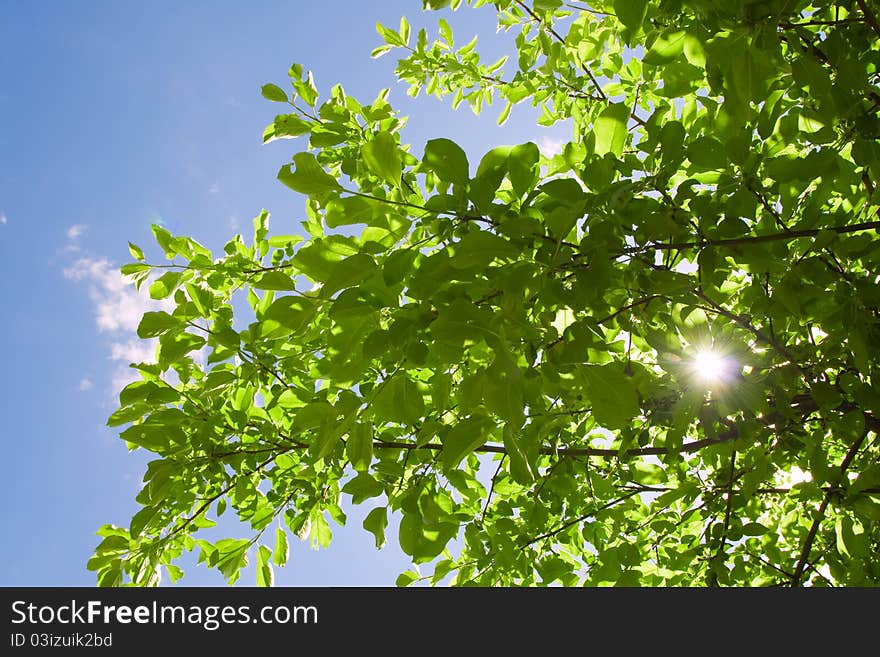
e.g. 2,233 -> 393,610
91,0 -> 880,587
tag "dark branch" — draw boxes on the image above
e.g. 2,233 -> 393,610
857,0 -> 880,38
791,428 -> 871,586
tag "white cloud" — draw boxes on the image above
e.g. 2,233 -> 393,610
67,224 -> 88,240
63,257 -> 173,333
228,215 -> 240,231
111,366 -> 142,394
78,378 -> 93,392
110,338 -> 157,364
0,211 -> 7,225
537,137 -> 565,158
209,182 -> 220,194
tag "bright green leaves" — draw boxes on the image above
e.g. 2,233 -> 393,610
346,423 -> 373,472
580,364 -> 640,431
128,242 -> 145,261
273,527 -> 289,566
398,495 -> 458,563
363,507 -> 388,548
137,311 -> 180,339
263,113 -> 311,144
470,142 -> 540,208
687,136 -> 726,171
325,196 -> 376,229
440,415 -> 494,469
502,426 -> 537,485
261,83 -> 288,103
372,375 -> 424,425
507,142 -> 540,196
278,152 -> 341,199
214,539 -> 251,585
644,29 -> 687,66
322,253 -> 377,297
376,16 -> 411,49
614,0 -> 647,35
100,0 -> 880,590
342,473 -> 384,504
256,545 -> 274,587
288,63 -> 319,107
471,145 -> 512,208
450,229 -> 520,269
262,296 -> 317,337
252,270 -> 297,291
593,103 -> 630,158
421,138 -> 469,186
87,527 -> 130,587
361,131 -> 402,185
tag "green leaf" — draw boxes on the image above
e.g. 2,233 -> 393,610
502,425 -> 536,484
741,522 -> 769,536
252,270 -> 297,291
593,103 -> 630,158
325,196 -> 378,229
362,131 -> 402,185
507,142 -> 540,197
422,138 -> 469,186
157,331 -> 205,366
613,0 -> 646,33
137,311 -> 180,339
273,527 -> 289,566
372,376 -> 424,425
278,152 -> 342,197
256,545 -> 274,587
382,249 -> 418,286
310,421 -> 346,461
580,364 -> 639,430
396,570 -> 419,586
440,415 -> 493,469
263,296 -> 317,334
128,242 -> 145,261
264,114 -> 311,143
346,422 -> 373,472
261,83 -> 288,103
342,473 -> 384,504
215,538 -> 250,584
322,253 -> 377,296
450,229 -> 519,269
363,507 -> 388,549
130,505 -> 162,538
644,30 -> 686,66
687,136 -> 726,170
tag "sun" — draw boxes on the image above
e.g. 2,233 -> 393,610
692,349 -> 729,382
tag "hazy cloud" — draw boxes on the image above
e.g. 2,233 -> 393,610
0,211 -> 7,225
63,257 -> 173,333
209,182 -> 220,194
537,137 -> 565,158
110,338 -> 157,364
67,224 -> 88,240
64,257 -> 174,395
78,378 -> 93,392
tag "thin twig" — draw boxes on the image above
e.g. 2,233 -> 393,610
791,428 -> 870,586
857,0 -> 880,38
480,456 -> 507,523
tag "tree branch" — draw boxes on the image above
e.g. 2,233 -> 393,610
513,0 -> 607,101
520,489 -> 640,548
790,427 -> 871,586
708,449 -> 737,587
617,220 -> 880,256
857,0 -> 880,38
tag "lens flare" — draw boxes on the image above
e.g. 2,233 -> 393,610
693,349 -> 727,382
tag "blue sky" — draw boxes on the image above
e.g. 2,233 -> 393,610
0,1 -> 567,586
